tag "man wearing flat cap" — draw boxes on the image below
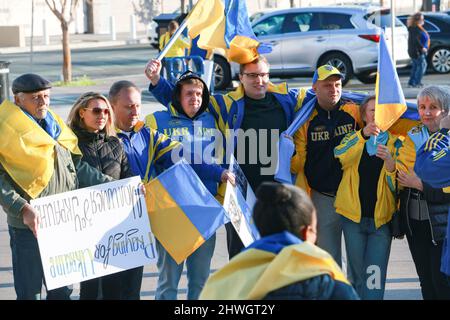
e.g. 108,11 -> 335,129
0,73 -> 113,300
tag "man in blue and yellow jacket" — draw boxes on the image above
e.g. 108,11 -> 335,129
145,71 -> 233,300
108,80 -> 233,299
108,80 -> 185,300
145,56 -> 314,258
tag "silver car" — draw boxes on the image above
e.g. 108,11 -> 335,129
212,6 -> 410,89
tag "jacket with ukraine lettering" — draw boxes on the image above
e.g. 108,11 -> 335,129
291,99 -> 362,193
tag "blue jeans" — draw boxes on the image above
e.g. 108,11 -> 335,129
155,234 -> 216,300
408,54 -> 427,86
8,226 -> 72,300
341,216 -> 392,300
311,190 -> 343,267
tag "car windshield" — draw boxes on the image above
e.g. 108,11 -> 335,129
365,9 -> 404,27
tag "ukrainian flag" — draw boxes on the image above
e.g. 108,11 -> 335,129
145,159 -> 227,264
186,0 -> 265,64
375,33 -> 407,132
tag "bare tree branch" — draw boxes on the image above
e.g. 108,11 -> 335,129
44,0 -> 82,82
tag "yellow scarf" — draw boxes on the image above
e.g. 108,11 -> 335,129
199,241 -> 350,300
0,100 -> 81,199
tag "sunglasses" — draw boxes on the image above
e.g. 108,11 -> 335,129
85,107 -> 110,116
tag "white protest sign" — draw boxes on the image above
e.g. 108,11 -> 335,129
31,176 -> 157,290
223,155 -> 260,247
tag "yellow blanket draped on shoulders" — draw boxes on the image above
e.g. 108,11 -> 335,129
0,100 -> 81,199
199,240 -> 349,300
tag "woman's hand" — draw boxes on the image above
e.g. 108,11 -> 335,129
362,123 -> 380,138
376,144 -> 395,172
397,170 -> 423,191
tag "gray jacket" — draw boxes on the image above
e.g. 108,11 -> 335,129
0,143 -> 113,229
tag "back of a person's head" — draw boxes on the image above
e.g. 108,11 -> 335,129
408,12 -> 423,27
253,182 -> 315,238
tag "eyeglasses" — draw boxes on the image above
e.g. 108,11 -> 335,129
85,107 -> 110,116
242,72 -> 270,80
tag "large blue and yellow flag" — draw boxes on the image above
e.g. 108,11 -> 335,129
375,33 -> 407,132
145,159 -> 228,264
186,0 -> 269,64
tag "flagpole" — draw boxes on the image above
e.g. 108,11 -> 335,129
155,0 -> 203,61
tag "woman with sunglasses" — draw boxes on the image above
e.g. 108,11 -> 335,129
67,92 -> 134,299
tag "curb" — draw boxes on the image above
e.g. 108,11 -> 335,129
0,38 -> 149,55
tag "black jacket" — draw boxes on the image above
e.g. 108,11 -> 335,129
408,26 -> 424,59
73,126 -> 133,180
304,100 -> 360,194
397,185 -> 450,243
263,274 -> 359,300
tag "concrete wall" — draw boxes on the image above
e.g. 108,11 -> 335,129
0,26 -> 25,47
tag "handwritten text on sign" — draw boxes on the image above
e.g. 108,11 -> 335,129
31,176 -> 157,290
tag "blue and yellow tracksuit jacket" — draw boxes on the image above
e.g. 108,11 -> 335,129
415,128 -> 450,192
149,77 -> 312,199
149,77 -> 313,155
415,128 -> 450,276
116,121 -> 181,183
145,106 -> 224,196
334,130 -> 403,229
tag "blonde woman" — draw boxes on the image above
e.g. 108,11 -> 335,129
67,92 -> 134,299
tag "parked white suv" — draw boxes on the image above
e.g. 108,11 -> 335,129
212,6 -> 410,89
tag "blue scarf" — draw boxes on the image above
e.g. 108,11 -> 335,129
365,131 -> 388,156
244,231 -> 302,254
22,108 -> 61,140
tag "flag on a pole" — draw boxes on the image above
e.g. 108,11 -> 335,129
145,159 -> 227,264
186,0 -> 268,64
375,33 -> 407,132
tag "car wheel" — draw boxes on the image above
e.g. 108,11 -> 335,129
319,53 -> 354,86
213,55 -> 231,90
430,48 -> 450,74
355,70 -> 377,84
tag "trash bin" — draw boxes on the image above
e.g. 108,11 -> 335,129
0,61 -> 11,103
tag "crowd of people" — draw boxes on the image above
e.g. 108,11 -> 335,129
0,11 -> 449,301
